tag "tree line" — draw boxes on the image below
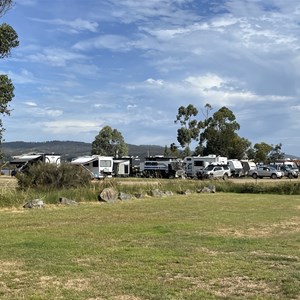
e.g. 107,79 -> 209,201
91,104 -> 284,165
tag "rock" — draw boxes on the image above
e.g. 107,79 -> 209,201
118,192 -> 132,201
23,199 -> 44,209
149,189 -> 165,197
197,185 -> 216,193
59,197 -> 79,205
99,188 -> 118,203
134,193 -> 144,199
180,189 -> 192,195
164,191 -> 174,196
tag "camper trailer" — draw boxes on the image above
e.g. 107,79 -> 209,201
140,156 -> 184,178
240,160 -> 257,176
227,159 -> 243,177
10,153 -> 61,173
71,155 -> 114,179
183,155 -> 228,178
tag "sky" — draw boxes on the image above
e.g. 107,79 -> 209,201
1,0 -> 300,156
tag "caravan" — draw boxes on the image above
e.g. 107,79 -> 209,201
10,153 -> 61,174
71,155 -> 114,179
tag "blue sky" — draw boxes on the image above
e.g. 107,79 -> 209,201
1,0 -> 300,156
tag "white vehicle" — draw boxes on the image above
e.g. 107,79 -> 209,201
183,155 -> 228,178
227,159 -> 243,177
71,155 -> 113,179
203,164 -> 231,180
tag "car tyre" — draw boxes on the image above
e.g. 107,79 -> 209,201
271,173 -> 277,179
223,173 -> 228,180
252,173 -> 258,179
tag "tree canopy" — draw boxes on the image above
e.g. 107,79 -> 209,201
0,0 -> 18,147
175,104 -> 252,159
91,125 -> 128,157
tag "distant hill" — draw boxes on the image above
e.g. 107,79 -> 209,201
0,141 -> 165,161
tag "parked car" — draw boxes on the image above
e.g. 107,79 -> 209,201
280,165 -> 299,179
248,166 -> 284,179
202,164 -> 231,180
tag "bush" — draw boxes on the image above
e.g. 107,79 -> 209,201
16,163 -> 92,191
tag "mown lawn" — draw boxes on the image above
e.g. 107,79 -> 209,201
0,193 -> 299,299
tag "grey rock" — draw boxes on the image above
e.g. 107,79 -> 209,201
59,197 -> 79,205
99,188 -> 118,203
164,191 -> 174,196
197,185 -> 216,193
150,189 -> 165,197
23,199 -> 44,209
118,192 -> 132,201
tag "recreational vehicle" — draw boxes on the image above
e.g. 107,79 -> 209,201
10,153 -> 61,173
71,155 -> 114,179
140,156 -> 184,178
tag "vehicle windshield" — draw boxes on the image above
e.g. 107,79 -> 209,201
205,165 -> 214,171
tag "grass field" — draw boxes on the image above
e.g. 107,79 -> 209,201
0,191 -> 299,299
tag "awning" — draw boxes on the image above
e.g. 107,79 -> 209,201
71,156 -> 97,165
10,155 -> 42,164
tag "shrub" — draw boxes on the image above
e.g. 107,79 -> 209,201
16,163 -> 91,191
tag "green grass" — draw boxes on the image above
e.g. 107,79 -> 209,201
0,193 -> 299,299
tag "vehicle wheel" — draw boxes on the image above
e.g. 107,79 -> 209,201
252,173 -> 258,179
223,173 -> 228,180
288,173 -> 293,179
271,173 -> 277,179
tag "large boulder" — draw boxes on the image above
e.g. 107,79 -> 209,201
99,188 -> 119,203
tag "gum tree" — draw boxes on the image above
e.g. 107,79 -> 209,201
0,0 -> 19,148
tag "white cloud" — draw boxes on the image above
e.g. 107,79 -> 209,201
42,120 -> 102,135
27,48 -> 87,67
30,17 -> 99,33
73,35 -> 131,52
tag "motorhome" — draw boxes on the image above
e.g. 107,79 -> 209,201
183,155 -> 228,178
71,155 -> 114,179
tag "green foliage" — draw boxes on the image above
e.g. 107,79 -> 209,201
16,163 -> 92,191
91,125 -> 128,156
175,104 -> 200,148
0,22 -> 19,58
0,1 -> 18,153
201,106 -> 250,159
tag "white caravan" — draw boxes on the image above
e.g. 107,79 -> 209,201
227,159 -> 243,177
113,157 -> 131,177
71,155 -> 114,179
240,160 -> 257,176
183,155 -> 228,178
10,153 -> 61,173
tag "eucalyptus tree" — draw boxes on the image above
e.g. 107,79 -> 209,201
0,0 -> 19,148
91,125 -> 128,157
174,104 -> 200,151
200,106 -> 250,159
